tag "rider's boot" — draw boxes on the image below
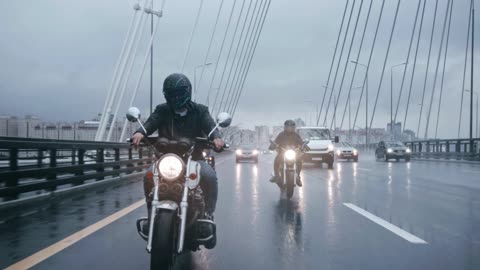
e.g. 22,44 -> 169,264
296,174 -> 303,187
198,212 -> 217,249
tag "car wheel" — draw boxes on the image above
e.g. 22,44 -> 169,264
405,156 -> 411,162
396,157 -> 399,162
353,157 -> 358,162
384,153 -> 389,162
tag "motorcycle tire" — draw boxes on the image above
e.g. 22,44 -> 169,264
286,171 -> 295,199
151,210 -> 177,270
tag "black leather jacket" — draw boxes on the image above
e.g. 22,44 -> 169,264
135,102 -> 221,159
269,131 -> 304,152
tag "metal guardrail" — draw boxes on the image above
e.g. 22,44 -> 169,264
353,138 -> 480,161
0,137 -> 154,202
404,138 -> 480,161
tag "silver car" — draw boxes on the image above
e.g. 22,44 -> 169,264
334,142 -> 358,162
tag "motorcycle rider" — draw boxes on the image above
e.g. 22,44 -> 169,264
269,120 -> 305,187
131,73 -> 224,243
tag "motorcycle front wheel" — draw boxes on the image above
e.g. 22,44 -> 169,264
151,210 -> 177,270
285,171 -> 295,199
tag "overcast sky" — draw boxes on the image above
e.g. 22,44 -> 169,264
0,0 -> 479,138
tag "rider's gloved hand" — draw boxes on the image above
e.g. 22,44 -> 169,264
212,138 -> 225,152
132,132 -> 145,148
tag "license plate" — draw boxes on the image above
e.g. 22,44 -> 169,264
313,157 -> 323,161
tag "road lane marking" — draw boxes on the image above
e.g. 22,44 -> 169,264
357,168 -> 371,172
343,203 -> 428,244
462,170 -> 480,174
5,199 -> 145,270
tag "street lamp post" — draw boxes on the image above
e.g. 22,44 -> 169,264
390,62 -> 407,140
351,61 -> 369,148
465,89 -> 479,138
193,62 -> 213,101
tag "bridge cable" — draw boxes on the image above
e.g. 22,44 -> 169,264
416,0 -> 439,137
393,0 -> 423,125
230,0 -> 271,117
457,0 -> 474,137
329,0 -> 365,130
217,0 -> 255,113
211,0 -> 250,115
206,0 -> 239,112
434,0 -> 454,139
316,0 -> 350,125
226,0 -> 267,114
180,0 -> 204,72
402,0 -> 427,134
119,1 -> 168,142
322,1 -> 357,126
339,0 -> 373,131
97,0 -> 149,141
194,0 -> 226,102
424,0 -> 452,139
96,2 -> 141,141
223,0 -> 263,113
352,0 -> 386,132
368,0 -> 401,131
107,1 -> 162,142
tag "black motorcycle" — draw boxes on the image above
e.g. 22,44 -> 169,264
126,107 -> 232,270
270,140 -> 309,199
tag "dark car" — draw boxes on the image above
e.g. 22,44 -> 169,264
235,146 -> 259,163
375,141 -> 411,162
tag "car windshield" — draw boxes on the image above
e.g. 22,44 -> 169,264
298,129 -> 330,140
335,142 -> 352,147
386,141 -> 405,147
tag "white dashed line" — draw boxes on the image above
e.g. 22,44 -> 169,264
343,203 -> 428,244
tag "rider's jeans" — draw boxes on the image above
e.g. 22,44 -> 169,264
143,160 -> 218,214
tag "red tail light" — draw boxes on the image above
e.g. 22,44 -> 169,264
189,173 -> 197,180
145,170 -> 154,181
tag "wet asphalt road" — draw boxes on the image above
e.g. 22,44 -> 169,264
1,152 -> 480,270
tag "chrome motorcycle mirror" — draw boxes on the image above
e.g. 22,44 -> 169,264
216,112 -> 232,128
126,107 -> 141,122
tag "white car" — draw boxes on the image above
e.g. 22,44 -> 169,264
297,126 -> 335,169
335,142 -> 358,162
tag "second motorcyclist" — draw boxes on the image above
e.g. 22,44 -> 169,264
269,120 -> 306,187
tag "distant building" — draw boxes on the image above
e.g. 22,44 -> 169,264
255,125 -> 270,147
0,115 -> 135,142
0,116 -> 18,137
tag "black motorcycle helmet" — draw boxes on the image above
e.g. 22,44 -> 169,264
284,119 -> 296,133
163,73 -> 192,111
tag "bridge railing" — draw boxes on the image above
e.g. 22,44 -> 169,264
0,137 -> 154,202
404,138 -> 480,161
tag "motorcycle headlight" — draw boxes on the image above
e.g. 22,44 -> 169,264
328,144 -> 334,151
252,150 -> 259,155
236,149 -> 242,155
284,149 -> 296,161
387,148 -> 393,153
158,155 -> 184,181
202,151 -> 207,157
406,148 -> 411,153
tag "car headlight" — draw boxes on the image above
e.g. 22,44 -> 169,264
406,148 -> 411,153
284,149 -> 296,160
353,149 -> 358,155
328,144 -> 334,151
253,150 -> 259,155
336,150 -> 341,155
236,149 -> 242,155
387,148 -> 393,153
158,155 -> 184,181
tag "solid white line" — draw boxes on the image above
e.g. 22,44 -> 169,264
5,199 -> 145,270
343,203 -> 428,244
357,168 -> 371,172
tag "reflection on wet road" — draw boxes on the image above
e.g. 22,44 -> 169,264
1,153 -> 480,270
